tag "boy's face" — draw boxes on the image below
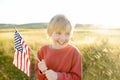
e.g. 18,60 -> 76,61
51,26 -> 72,49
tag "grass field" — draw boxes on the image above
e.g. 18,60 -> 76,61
0,27 -> 120,80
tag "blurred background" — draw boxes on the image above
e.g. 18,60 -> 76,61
0,0 -> 120,80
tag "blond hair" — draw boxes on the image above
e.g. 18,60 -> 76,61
47,14 -> 73,36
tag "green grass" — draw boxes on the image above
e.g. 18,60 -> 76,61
0,28 -> 120,80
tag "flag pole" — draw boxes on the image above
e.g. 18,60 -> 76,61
30,48 -> 41,62
14,26 -> 17,31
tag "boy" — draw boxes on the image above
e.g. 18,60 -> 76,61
35,14 -> 82,80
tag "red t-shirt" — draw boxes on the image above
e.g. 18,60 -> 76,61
35,44 -> 82,80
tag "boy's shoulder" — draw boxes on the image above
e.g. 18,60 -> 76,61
68,44 -> 79,50
68,44 -> 81,54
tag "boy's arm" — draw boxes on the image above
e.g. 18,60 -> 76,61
57,53 -> 82,80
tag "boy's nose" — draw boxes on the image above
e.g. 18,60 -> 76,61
59,35 -> 66,40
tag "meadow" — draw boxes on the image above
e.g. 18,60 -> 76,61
0,27 -> 120,80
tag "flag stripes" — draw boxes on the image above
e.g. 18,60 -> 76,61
13,30 -> 30,77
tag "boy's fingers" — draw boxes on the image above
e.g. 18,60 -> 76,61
41,59 -> 45,62
37,59 -> 44,62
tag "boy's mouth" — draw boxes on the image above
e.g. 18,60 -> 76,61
57,41 -> 66,45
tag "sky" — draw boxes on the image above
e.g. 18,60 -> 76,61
0,0 -> 120,28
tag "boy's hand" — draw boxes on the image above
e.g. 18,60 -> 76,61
45,69 -> 57,80
38,59 -> 47,73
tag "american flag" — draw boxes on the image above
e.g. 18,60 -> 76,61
13,30 -> 31,77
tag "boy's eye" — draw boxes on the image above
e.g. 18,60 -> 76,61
66,33 -> 70,35
55,32 -> 70,36
56,32 -> 61,35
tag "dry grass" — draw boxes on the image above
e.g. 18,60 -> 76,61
0,28 -> 120,80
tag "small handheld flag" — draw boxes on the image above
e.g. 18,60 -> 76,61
13,29 -> 31,77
